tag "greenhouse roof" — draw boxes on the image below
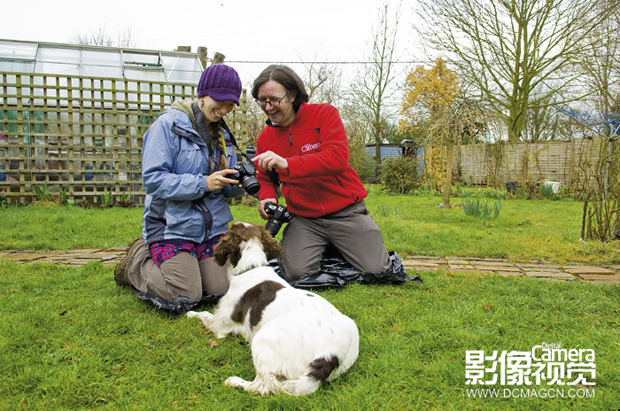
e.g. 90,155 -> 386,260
0,39 -> 204,84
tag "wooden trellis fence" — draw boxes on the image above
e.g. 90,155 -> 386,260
0,72 -> 247,204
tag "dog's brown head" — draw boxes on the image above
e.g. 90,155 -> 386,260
214,222 -> 282,269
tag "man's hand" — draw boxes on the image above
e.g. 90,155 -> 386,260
258,198 -> 277,220
252,151 -> 288,171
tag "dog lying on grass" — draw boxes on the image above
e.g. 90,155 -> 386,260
187,222 -> 359,396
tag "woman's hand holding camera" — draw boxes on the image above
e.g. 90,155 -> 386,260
206,169 -> 239,192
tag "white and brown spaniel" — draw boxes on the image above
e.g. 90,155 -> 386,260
186,222 -> 359,396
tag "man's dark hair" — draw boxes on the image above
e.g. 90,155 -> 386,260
251,65 -> 309,111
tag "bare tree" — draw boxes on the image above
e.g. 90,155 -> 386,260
245,91 -> 267,148
426,97 -> 504,207
415,0 -> 615,142
578,0 -> 620,113
347,1 -> 402,177
339,102 -> 373,178
302,61 -> 343,106
70,21 -> 138,48
522,97 -> 574,142
571,2 -> 620,242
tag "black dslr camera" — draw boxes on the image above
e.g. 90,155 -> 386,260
264,202 -> 294,237
226,161 -> 260,195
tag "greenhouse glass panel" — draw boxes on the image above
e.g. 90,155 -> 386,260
0,41 -> 37,60
81,65 -> 122,79
123,68 -> 166,82
161,55 -> 202,83
167,69 -> 201,83
82,50 -> 121,68
37,47 -> 80,63
35,62 -> 80,76
0,61 -> 34,72
122,52 -> 160,67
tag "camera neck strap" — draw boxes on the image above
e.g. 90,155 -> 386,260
191,102 -> 252,162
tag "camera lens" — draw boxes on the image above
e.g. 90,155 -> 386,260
265,220 -> 282,237
241,176 -> 260,195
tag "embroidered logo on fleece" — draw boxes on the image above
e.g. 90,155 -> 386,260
302,142 -> 321,153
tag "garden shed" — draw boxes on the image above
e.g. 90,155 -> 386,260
0,39 -> 247,204
365,141 -> 426,181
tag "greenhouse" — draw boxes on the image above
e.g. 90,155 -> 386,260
0,39 -> 246,204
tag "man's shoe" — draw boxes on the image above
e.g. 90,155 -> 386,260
115,237 -> 144,286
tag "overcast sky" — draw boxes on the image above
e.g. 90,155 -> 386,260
1,0 -> 422,88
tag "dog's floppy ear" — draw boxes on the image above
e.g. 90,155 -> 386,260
259,224 -> 282,261
213,228 -> 241,267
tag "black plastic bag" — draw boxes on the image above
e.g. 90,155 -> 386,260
280,248 -> 422,289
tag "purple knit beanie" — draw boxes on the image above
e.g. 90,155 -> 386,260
197,64 -> 242,106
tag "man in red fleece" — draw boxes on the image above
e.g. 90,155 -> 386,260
251,65 -> 392,282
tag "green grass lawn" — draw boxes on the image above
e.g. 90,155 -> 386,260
2,192 -> 619,265
1,260 -> 618,410
1,191 -> 619,410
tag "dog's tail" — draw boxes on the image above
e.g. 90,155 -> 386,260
281,354 -> 341,396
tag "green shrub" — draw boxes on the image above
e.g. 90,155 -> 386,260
100,191 -> 113,207
53,184 -> 68,206
33,181 -> 52,202
540,183 -> 560,200
380,156 -> 419,194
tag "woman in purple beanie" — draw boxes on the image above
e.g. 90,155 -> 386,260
114,64 -> 246,313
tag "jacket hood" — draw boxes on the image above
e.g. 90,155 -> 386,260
170,100 -> 199,133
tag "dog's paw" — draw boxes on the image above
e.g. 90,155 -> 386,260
186,311 -> 214,322
186,311 -> 199,318
225,376 -> 245,388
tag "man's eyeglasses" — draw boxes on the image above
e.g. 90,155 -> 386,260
254,91 -> 288,108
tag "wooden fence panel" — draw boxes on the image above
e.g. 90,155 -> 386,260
0,72 -> 247,204
456,139 -> 604,190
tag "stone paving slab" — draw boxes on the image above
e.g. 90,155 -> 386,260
473,261 -> 516,267
516,263 -> 561,270
563,266 -> 616,275
0,251 -> 18,257
408,265 -> 442,272
449,269 -> 480,274
578,274 -> 620,282
450,264 -> 476,271
75,253 -> 121,261
402,259 -> 442,266
422,260 -> 448,265
104,246 -> 130,252
475,266 -> 522,272
4,253 -> 49,262
496,271 -> 521,277
36,256 -> 75,263
525,271 -> 575,281
63,249 -> 104,255
65,259 -> 96,266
